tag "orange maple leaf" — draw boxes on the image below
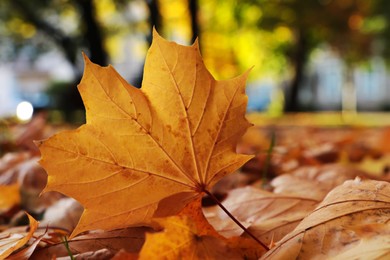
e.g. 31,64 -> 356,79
38,30 -> 252,237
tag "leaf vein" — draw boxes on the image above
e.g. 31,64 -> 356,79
203,84 -> 242,185
155,41 -> 202,184
88,66 -> 197,184
44,144 -> 193,188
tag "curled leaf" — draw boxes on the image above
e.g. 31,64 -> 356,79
0,213 -> 38,259
262,179 -> 390,259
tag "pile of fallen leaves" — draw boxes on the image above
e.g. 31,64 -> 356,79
1,31 -> 389,259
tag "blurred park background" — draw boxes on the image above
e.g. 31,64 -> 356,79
2,0 -> 390,123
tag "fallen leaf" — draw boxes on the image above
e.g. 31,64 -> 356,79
31,227 -> 151,259
262,179 -> 390,259
38,29 -> 252,237
14,111 -> 48,154
40,198 -> 83,234
0,184 -> 20,214
0,213 -> 38,259
270,164 -> 368,200
331,223 -> 390,259
139,199 -> 264,259
112,249 -> 137,260
204,186 -> 318,244
56,248 -> 115,260
6,229 -> 46,260
0,152 -> 31,175
0,155 -> 63,214
342,153 -> 390,181
302,142 -> 339,164
140,215 -> 246,260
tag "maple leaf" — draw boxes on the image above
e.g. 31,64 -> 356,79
38,29 -> 252,237
262,179 -> 390,259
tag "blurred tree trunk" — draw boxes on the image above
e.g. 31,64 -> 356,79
189,0 -> 199,43
12,0 -> 107,68
146,0 -> 162,44
12,0 -> 108,121
133,0 -> 163,89
76,0 -> 108,66
284,28 -> 308,112
11,0 -> 79,65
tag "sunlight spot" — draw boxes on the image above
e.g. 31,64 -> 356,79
16,101 -> 34,121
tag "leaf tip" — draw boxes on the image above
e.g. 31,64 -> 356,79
25,211 -> 39,225
192,37 -> 200,47
81,52 -> 93,67
242,67 -> 253,79
152,27 -> 161,39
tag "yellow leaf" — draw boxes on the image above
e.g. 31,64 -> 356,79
0,184 -> 20,213
0,213 -> 38,259
38,29 -> 252,237
140,215 -> 240,260
139,199 -> 264,259
262,179 -> 390,259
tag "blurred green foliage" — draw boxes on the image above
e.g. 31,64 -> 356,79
2,0 -> 390,117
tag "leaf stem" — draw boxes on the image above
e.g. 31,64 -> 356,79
261,131 -> 276,188
203,189 -> 269,250
62,236 -> 74,260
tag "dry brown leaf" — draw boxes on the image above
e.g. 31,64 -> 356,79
0,156 -> 46,194
6,230 -> 46,260
112,249 -> 137,260
0,152 -> 31,174
262,179 -> 390,259
38,29 -> 252,237
237,126 -> 270,155
31,227 -> 151,259
342,153 -> 390,181
204,186 -> 318,245
14,112 -> 48,154
0,155 -> 63,214
57,248 -> 115,260
0,213 -> 38,258
331,223 -> 390,259
40,198 -> 83,234
270,164 -> 368,200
